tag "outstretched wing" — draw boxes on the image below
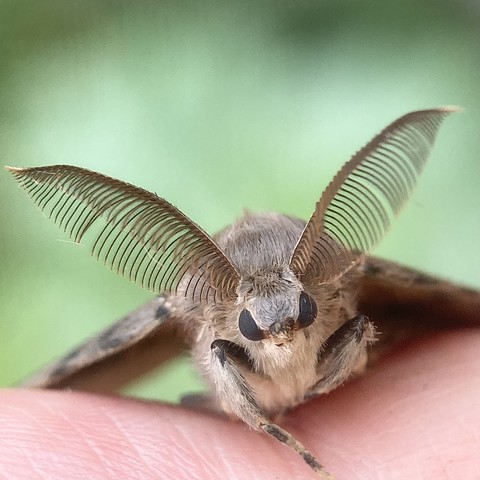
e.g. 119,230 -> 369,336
7,165 -> 240,303
20,295 -> 188,391
290,107 -> 458,284
359,256 -> 480,365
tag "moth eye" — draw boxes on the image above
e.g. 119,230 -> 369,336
239,309 -> 264,341
297,292 -> 317,329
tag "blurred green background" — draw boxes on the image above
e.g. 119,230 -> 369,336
1,1 -> 479,401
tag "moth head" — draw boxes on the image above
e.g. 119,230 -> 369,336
236,268 -> 318,345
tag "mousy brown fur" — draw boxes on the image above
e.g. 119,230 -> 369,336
193,212 -> 366,415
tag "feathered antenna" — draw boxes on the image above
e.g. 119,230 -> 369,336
289,107 -> 459,284
6,165 -> 240,303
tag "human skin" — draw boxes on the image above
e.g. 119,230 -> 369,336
0,330 -> 479,480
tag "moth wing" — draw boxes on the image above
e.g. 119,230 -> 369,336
359,257 -> 480,364
21,295 -> 188,392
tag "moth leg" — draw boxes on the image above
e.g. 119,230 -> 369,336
307,314 -> 376,398
210,339 -> 334,479
180,393 -> 219,414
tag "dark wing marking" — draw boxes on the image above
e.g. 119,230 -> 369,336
359,257 -> 480,364
20,296 -> 188,391
7,165 -> 240,303
290,107 -> 458,284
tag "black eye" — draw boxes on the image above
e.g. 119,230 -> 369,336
239,309 -> 264,341
297,292 -> 317,328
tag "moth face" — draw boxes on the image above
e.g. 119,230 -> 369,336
237,269 -> 318,345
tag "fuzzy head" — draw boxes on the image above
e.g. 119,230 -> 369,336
236,266 -> 317,345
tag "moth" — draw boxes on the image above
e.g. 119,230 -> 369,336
7,107 -> 480,479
